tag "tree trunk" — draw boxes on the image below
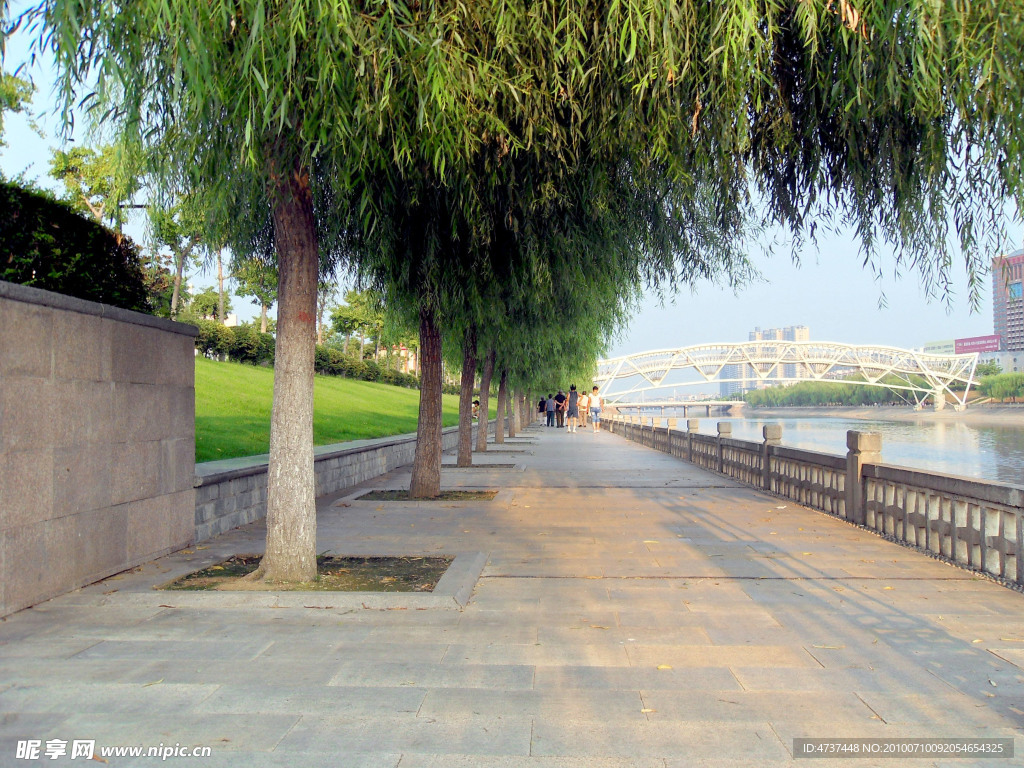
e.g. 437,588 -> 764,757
476,348 -> 495,452
516,390 -> 526,431
507,380 -> 517,438
409,305 -> 443,498
316,292 -> 325,345
170,249 -> 186,317
457,324 -> 478,468
250,160 -> 319,583
495,368 -> 507,445
217,251 -> 226,323
260,303 -> 268,334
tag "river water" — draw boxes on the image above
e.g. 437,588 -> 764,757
642,413 -> 1024,486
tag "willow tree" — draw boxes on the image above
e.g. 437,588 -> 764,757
32,1 -> 1024,577
32,0 -> 522,580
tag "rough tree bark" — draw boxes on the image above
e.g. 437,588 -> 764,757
476,348 -> 496,453
507,381 -> 517,438
409,305 -> 444,498
250,160 -> 319,583
259,303 -> 268,333
495,368 -> 507,445
457,324 -> 478,467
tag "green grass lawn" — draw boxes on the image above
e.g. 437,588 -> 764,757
195,357 -> 465,463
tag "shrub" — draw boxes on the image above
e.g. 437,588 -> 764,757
0,179 -> 150,312
230,324 -> 275,365
193,319 -> 234,358
362,360 -> 382,382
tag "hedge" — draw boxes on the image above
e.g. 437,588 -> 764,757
191,319 -> 420,388
1,179 -> 150,312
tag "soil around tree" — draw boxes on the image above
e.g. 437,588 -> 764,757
161,555 -> 453,591
357,490 -> 498,501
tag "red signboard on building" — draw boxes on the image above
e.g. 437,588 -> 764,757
955,335 -> 1001,354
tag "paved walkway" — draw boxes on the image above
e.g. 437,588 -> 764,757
2,423 -> 1023,766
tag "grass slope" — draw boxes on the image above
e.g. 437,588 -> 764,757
195,357 -> 463,463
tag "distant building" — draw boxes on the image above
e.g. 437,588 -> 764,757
720,325 -> 810,396
922,335 -> 1000,356
978,351 -> 1022,373
923,339 -> 955,355
993,248 -> 1024,351
955,335 -> 1001,355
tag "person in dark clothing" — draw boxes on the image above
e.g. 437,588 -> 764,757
554,390 -> 567,428
545,394 -> 556,427
565,384 -> 580,432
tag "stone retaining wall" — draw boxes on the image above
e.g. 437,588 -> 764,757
0,280 -> 197,618
194,423 -> 492,541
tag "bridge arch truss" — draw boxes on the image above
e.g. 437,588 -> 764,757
595,341 -> 979,410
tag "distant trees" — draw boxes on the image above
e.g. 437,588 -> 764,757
975,360 -> 1003,378
148,195 -> 208,318
234,259 -> 278,334
978,373 -> 1024,403
0,71 -> 34,146
189,287 -> 232,321
48,145 -> 139,229
330,290 -> 384,359
743,378 -> 917,408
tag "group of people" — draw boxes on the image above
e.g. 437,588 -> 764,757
539,385 -> 602,433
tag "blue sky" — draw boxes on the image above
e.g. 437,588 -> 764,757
2,21 -> 1014,357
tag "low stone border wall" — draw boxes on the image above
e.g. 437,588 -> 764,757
194,422 -> 495,541
606,414 -> 1024,588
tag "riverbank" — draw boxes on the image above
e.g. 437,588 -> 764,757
746,404 -> 1024,428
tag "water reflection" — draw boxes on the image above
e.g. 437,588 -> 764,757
648,414 -> 1024,485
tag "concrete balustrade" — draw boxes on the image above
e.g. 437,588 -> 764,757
605,413 -> 1024,587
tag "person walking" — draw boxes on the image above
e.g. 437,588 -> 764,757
554,389 -> 567,428
565,384 -> 580,432
578,389 -> 590,429
590,386 -> 602,433
545,394 -> 556,427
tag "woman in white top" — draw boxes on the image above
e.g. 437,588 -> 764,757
590,386 -> 602,433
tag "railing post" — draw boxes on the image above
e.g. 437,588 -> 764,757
687,419 -> 699,462
846,431 -> 881,525
667,418 -> 677,456
717,421 -> 732,473
762,424 -> 782,490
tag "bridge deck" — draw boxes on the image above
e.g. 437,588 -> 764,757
1,423 -> 1020,764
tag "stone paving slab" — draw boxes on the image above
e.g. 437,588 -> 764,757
1,422 -> 1023,766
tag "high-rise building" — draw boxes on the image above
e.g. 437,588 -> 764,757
720,325 -> 810,396
993,248 -> 1024,351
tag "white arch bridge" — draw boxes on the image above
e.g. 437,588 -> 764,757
595,341 -> 979,411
